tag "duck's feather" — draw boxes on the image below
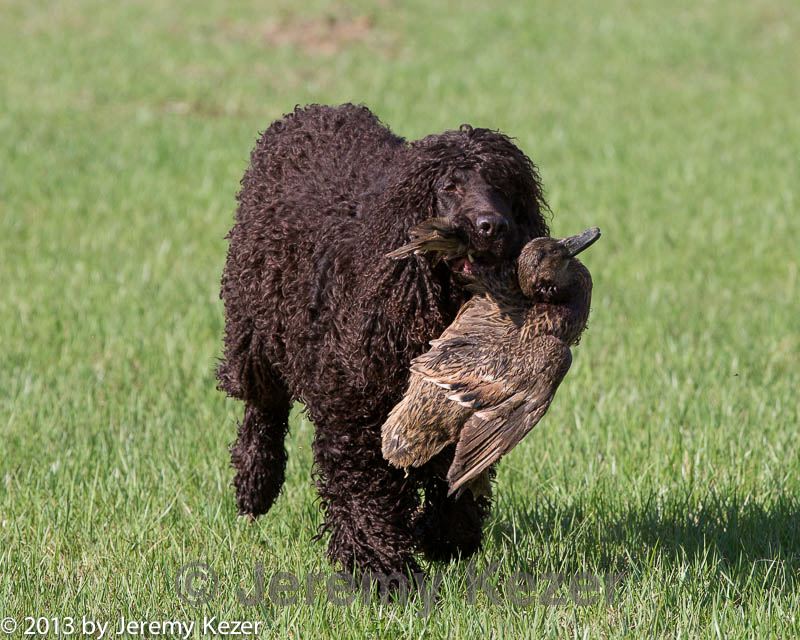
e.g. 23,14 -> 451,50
410,335 -> 513,410
381,394 -> 455,468
446,336 -> 573,496
385,217 -> 468,260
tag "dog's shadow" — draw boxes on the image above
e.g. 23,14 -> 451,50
485,488 -> 800,589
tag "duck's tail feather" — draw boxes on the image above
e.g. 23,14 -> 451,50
381,395 -> 452,470
381,398 -> 418,468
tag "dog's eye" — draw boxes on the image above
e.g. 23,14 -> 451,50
441,182 -> 458,193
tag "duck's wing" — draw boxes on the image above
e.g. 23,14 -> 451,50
382,298 -> 516,469
411,339 -> 509,409
385,217 -> 468,260
410,309 -> 516,410
446,336 -> 573,497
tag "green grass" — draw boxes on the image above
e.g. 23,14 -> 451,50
2,0 -> 799,637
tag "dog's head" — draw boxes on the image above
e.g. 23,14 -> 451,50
402,125 -> 549,277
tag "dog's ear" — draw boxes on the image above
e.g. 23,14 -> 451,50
397,158 -> 441,218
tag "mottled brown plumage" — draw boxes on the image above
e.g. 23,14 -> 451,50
382,226 -> 599,496
385,217 -> 470,262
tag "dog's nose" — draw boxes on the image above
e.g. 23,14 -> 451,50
476,214 -> 509,238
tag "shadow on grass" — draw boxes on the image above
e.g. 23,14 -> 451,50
486,488 -> 800,588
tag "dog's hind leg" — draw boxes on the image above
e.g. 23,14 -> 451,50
231,394 -> 292,517
413,471 -> 493,562
219,326 -> 293,518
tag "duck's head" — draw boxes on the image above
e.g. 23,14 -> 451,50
517,227 -> 600,300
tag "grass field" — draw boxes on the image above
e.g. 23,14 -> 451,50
2,0 -> 799,637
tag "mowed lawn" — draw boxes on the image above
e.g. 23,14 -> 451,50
1,0 -> 799,637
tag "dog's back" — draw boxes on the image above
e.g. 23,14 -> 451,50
218,104 -> 417,411
237,104 -> 404,226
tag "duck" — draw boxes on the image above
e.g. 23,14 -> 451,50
382,224 -> 599,497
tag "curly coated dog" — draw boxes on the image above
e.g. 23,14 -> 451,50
218,103 -> 549,576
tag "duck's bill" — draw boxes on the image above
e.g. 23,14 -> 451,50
559,227 -> 601,257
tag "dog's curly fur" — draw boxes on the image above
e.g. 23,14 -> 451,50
218,103 -> 549,575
